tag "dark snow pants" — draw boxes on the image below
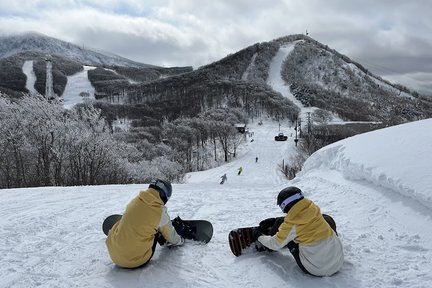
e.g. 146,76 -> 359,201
258,214 -> 337,275
258,217 -> 311,275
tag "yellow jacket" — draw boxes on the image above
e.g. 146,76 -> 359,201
105,188 -> 182,268
258,198 -> 344,276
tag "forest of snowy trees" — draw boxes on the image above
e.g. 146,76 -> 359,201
0,94 -> 255,188
0,95 -> 130,188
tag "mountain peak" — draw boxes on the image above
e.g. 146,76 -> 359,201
0,31 -> 155,68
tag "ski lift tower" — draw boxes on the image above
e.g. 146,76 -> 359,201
45,55 -> 54,100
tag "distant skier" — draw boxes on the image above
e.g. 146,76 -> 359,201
253,186 -> 344,276
255,157 -> 258,163
237,167 -> 243,175
105,179 -> 184,268
220,173 -> 227,184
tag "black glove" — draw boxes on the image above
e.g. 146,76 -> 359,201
253,229 -> 275,252
259,218 -> 277,235
252,227 -> 263,241
259,218 -> 276,229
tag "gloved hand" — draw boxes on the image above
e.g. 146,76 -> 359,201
259,218 -> 277,230
252,227 -> 263,241
255,237 -> 274,252
255,238 -> 266,252
166,236 -> 184,248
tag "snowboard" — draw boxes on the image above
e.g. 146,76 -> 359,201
102,214 -> 213,243
172,216 -> 213,243
102,214 -> 122,236
228,214 -> 338,257
228,226 -> 261,257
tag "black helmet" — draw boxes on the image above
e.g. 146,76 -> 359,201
277,186 -> 304,213
149,179 -> 172,204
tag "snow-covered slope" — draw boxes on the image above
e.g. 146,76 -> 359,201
22,60 -> 37,94
1,119 -> 432,288
266,42 -> 317,121
21,60 -> 97,108
299,119 -> 432,210
62,66 -> 97,109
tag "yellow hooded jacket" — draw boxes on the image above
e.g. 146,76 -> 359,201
258,198 -> 344,276
105,188 -> 182,268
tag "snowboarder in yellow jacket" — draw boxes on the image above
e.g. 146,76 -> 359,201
106,179 -> 184,268
256,187 -> 344,276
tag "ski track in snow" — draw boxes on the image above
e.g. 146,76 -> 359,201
266,43 -> 317,121
1,120 -> 432,288
21,61 -> 96,109
62,66 -> 96,109
22,60 -> 38,94
266,43 -> 301,107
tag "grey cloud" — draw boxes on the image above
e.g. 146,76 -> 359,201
76,28 -> 210,67
0,0 -> 431,94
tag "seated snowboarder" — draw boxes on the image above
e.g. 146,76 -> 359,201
255,186 -> 344,276
105,179 -> 184,268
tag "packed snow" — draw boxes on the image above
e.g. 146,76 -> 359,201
267,43 -> 302,108
62,66 -> 96,109
22,60 -> 38,94
266,43 -> 317,122
22,60 -> 97,109
1,118 -> 432,288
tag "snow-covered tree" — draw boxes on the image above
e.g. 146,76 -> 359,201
0,95 -> 131,188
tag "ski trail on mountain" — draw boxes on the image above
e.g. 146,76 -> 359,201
266,43 -> 301,106
62,66 -> 96,109
22,60 -> 38,94
266,43 -> 316,121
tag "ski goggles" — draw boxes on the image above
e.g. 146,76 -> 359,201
150,179 -> 172,199
279,192 -> 303,212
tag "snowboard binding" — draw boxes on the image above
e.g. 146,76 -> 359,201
172,216 -> 195,239
229,226 -> 267,256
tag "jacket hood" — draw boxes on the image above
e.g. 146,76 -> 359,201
286,199 -> 318,225
139,188 -> 164,207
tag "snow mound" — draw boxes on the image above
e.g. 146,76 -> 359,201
299,119 -> 432,209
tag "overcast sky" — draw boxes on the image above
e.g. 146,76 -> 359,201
1,0 -> 431,95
